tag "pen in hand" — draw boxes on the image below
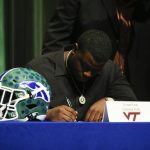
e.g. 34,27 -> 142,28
66,97 -> 72,107
65,97 -> 77,121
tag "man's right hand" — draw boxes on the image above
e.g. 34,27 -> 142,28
45,105 -> 78,122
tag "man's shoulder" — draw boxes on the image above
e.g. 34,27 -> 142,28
104,59 -> 115,67
25,51 -> 64,83
27,51 -> 63,67
102,59 -> 120,74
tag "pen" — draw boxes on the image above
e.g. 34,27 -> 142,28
66,97 -> 78,122
66,97 -> 72,107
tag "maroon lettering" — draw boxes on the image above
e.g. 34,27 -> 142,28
123,112 -> 140,121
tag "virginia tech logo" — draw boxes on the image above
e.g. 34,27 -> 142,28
123,112 -> 140,121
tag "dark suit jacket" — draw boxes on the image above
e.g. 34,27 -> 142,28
42,0 -> 119,56
26,51 -> 137,120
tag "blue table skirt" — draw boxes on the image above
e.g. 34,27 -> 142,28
0,122 -> 150,150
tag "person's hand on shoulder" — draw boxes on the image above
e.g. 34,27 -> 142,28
114,51 -> 124,73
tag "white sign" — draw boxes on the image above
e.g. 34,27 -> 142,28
102,101 -> 150,122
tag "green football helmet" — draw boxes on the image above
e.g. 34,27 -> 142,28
0,67 -> 51,121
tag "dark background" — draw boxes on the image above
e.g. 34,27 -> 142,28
0,0 -> 58,71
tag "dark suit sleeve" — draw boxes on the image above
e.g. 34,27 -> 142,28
42,0 -> 80,54
105,61 -> 137,101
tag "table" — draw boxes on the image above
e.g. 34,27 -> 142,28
0,122 -> 150,150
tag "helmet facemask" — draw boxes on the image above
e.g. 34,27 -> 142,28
0,85 -> 28,120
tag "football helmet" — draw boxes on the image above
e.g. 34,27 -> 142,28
0,67 -> 51,121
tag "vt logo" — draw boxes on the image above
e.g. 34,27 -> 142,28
123,112 -> 140,121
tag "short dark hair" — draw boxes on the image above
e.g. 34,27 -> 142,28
77,29 -> 113,64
